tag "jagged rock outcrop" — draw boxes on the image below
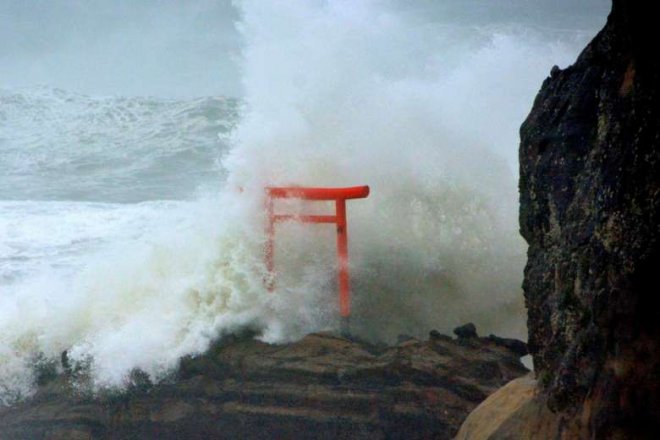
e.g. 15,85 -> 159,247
467,1 -> 660,438
0,330 -> 527,439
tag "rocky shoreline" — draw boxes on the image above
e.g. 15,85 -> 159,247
0,327 -> 527,439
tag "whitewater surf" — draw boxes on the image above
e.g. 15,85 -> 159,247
1,0 -> 606,404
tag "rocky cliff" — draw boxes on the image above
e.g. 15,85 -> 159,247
467,1 -> 660,438
0,329 -> 527,439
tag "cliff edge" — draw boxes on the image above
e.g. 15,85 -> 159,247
459,1 -> 659,438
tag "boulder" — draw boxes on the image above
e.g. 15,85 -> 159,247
478,0 -> 660,438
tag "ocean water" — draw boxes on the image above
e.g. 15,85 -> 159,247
1,1 -> 605,404
0,88 -> 244,401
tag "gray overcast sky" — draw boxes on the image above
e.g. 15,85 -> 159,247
0,0 -> 609,99
0,0 -> 243,98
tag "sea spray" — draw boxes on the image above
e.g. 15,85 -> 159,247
226,0 -> 585,341
1,0 -> 599,403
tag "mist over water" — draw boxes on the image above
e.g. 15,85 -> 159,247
0,1 -> 607,403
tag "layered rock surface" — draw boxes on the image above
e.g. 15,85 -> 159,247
0,330 -> 527,439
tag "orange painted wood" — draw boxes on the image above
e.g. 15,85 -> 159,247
266,185 -> 369,200
273,214 -> 337,223
264,185 -> 369,318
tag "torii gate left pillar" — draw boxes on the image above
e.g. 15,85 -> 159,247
265,185 -> 369,323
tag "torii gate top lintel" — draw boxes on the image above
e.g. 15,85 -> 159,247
266,185 -> 370,201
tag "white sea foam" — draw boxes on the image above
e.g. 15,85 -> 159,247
0,87 -> 238,202
1,0 -> 601,403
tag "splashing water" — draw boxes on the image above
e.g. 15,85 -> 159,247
0,1 -> 604,403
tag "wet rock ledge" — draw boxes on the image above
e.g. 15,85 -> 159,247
0,327 -> 527,439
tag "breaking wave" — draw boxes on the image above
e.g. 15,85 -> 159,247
0,0 -> 601,404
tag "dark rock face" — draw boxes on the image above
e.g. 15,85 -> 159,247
0,331 -> 527,439
453,323 -> 478,340
520,1 -> 659,437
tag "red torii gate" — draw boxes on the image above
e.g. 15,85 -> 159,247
265,185 -> 370,318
